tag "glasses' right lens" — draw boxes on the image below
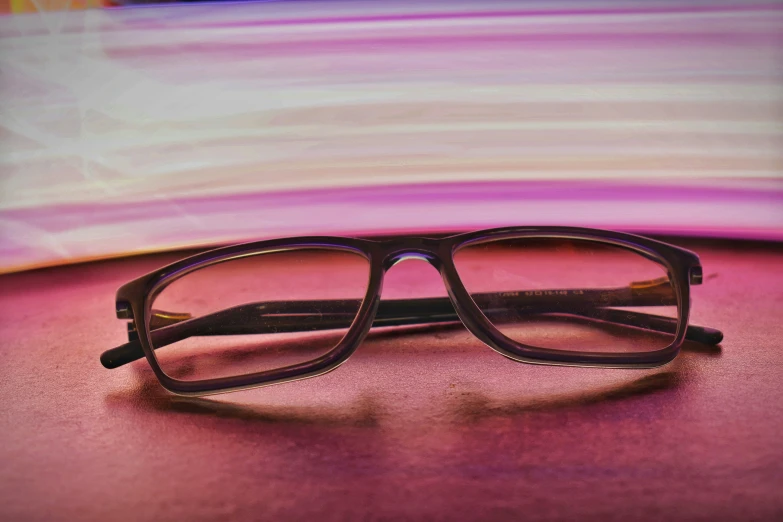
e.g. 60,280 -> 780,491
453,237 -> 680,354
149,248 -> 370,382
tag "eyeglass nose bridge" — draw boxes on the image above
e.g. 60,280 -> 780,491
380,238 -> 447,272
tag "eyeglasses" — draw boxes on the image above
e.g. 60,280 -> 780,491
102,227 -> 722,396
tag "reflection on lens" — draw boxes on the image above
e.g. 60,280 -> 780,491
453,238 -> 679,353
150,248 -> 370,381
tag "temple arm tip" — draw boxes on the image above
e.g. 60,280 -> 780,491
703,327 -> 723,345
685,324 -> 723,346
101,340 -> 146,369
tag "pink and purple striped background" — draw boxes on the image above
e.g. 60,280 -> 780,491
1,0 -> 782,273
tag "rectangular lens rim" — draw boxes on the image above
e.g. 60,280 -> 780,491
130,239 -> 377,395
447,231 -> 690,367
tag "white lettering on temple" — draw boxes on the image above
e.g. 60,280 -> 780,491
498,290 -> 586,297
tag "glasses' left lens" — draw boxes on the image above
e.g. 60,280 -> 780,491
453,237 -> 680,355
148,248 -> 370,382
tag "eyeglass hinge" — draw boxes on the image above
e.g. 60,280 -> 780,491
127,322 -> 139,341
116,301 -> 139,341
116,301 -> 133,319
690,266 -> 703,285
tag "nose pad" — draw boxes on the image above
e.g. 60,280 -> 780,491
364,256 -> 488,359
389,253 -> 435,267
383,250 -> 442,271
382,256 -> 449,301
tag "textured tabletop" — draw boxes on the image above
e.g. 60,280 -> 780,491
0,238 -> 781,521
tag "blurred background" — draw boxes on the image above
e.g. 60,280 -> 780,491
0,0 -> 781,273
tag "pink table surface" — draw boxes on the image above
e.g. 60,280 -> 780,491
0,237 -> 781,520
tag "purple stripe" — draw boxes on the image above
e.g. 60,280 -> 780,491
110,4 -> 783,31
3,179 -> 781,233
107,31 -> 779,60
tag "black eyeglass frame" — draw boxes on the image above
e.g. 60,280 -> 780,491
106,226 -> 718,396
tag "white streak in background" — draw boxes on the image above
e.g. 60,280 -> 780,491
0,217 -> 71,258
0,0 -> 781,272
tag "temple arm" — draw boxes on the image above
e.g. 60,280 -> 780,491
101,279 -> 722,369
